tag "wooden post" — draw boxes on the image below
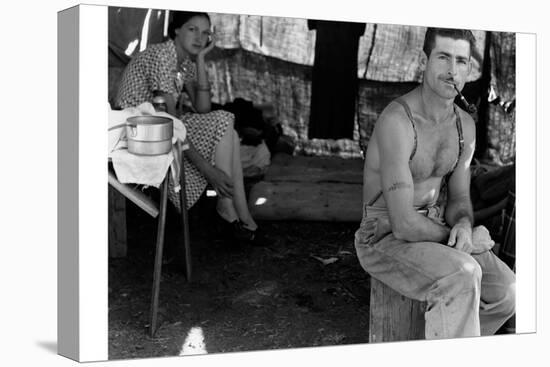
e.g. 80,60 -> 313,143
369,277 -> 426,343
108,185 -> 127,258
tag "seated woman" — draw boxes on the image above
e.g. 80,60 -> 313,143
115,10 -> 264,245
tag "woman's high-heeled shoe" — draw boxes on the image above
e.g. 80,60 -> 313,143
214,212 -> 240,235
231,224 -> 272,247
215,212 -> 271,247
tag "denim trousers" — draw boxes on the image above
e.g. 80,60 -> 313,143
355,204 -> 516,339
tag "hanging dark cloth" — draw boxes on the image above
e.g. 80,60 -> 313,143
307,19 -> 365,139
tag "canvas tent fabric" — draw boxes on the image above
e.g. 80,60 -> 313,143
108,8 -> 168,106
108,10 -> 488,83
108,8 -> 513,162
210,14 -> 486,82
357,25 -> 485,82
109,8 -> 167,67
486,32 -> 516,165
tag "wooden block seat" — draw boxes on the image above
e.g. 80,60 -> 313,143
369,277 -> 426,343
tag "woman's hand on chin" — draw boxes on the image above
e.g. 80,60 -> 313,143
198,28 -> 217,58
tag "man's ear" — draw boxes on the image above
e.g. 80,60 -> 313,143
419,51 -> 428,71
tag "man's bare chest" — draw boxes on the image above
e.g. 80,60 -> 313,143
409,121 -> 459,181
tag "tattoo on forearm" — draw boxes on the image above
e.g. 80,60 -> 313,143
386,182 -> 412,192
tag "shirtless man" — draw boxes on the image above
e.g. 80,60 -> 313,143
354,28 -> 515,339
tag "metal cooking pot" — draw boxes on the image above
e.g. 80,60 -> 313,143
125,116 -> 173,156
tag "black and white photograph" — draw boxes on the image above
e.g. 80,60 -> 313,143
8,0 -> 543,366
104,4 -> 518,360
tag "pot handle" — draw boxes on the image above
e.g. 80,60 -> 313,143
108,122 -> 137,137
127,123 -> 138,137
107,122 -> 129,131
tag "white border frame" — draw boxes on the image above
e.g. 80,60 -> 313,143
6,0 -> 546,366
79,4 -> 109,361
72,0 -> 540,363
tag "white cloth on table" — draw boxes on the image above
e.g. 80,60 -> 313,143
108,102 -> 187,188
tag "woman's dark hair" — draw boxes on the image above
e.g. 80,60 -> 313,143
422,27 -> 476,58
168,11 -> 211,39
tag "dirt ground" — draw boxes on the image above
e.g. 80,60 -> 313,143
108,193 -> 371,360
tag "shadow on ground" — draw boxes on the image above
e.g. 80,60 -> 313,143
36,341 -> 57,355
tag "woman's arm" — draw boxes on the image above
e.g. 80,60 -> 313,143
153,91 -> 177,116
191,54 -> 212,113
186,34 -> 217,113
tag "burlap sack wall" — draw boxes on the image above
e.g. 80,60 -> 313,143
486,32 -> 516,165
109,9 -> 514,162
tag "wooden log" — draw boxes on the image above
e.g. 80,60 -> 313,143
265,153 -> 363,184
108,185 -> 127,258
248,181 -> 362,222
369,277 -> 426,343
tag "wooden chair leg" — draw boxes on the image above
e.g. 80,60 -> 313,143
149,175 -> 169,337
179,149 -> 192,282
108,185 -> 127,258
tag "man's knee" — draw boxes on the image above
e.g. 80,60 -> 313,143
438,255 -> 482,296
456,257 -> 483,290
499,278 -> 516,317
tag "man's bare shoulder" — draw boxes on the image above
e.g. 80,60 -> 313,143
373,100 -> 416,159
376,100 -> 414,134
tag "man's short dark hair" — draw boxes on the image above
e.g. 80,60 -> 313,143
422,27 -> 476,58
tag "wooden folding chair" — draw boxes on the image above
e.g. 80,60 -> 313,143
108,141 -> 191,336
